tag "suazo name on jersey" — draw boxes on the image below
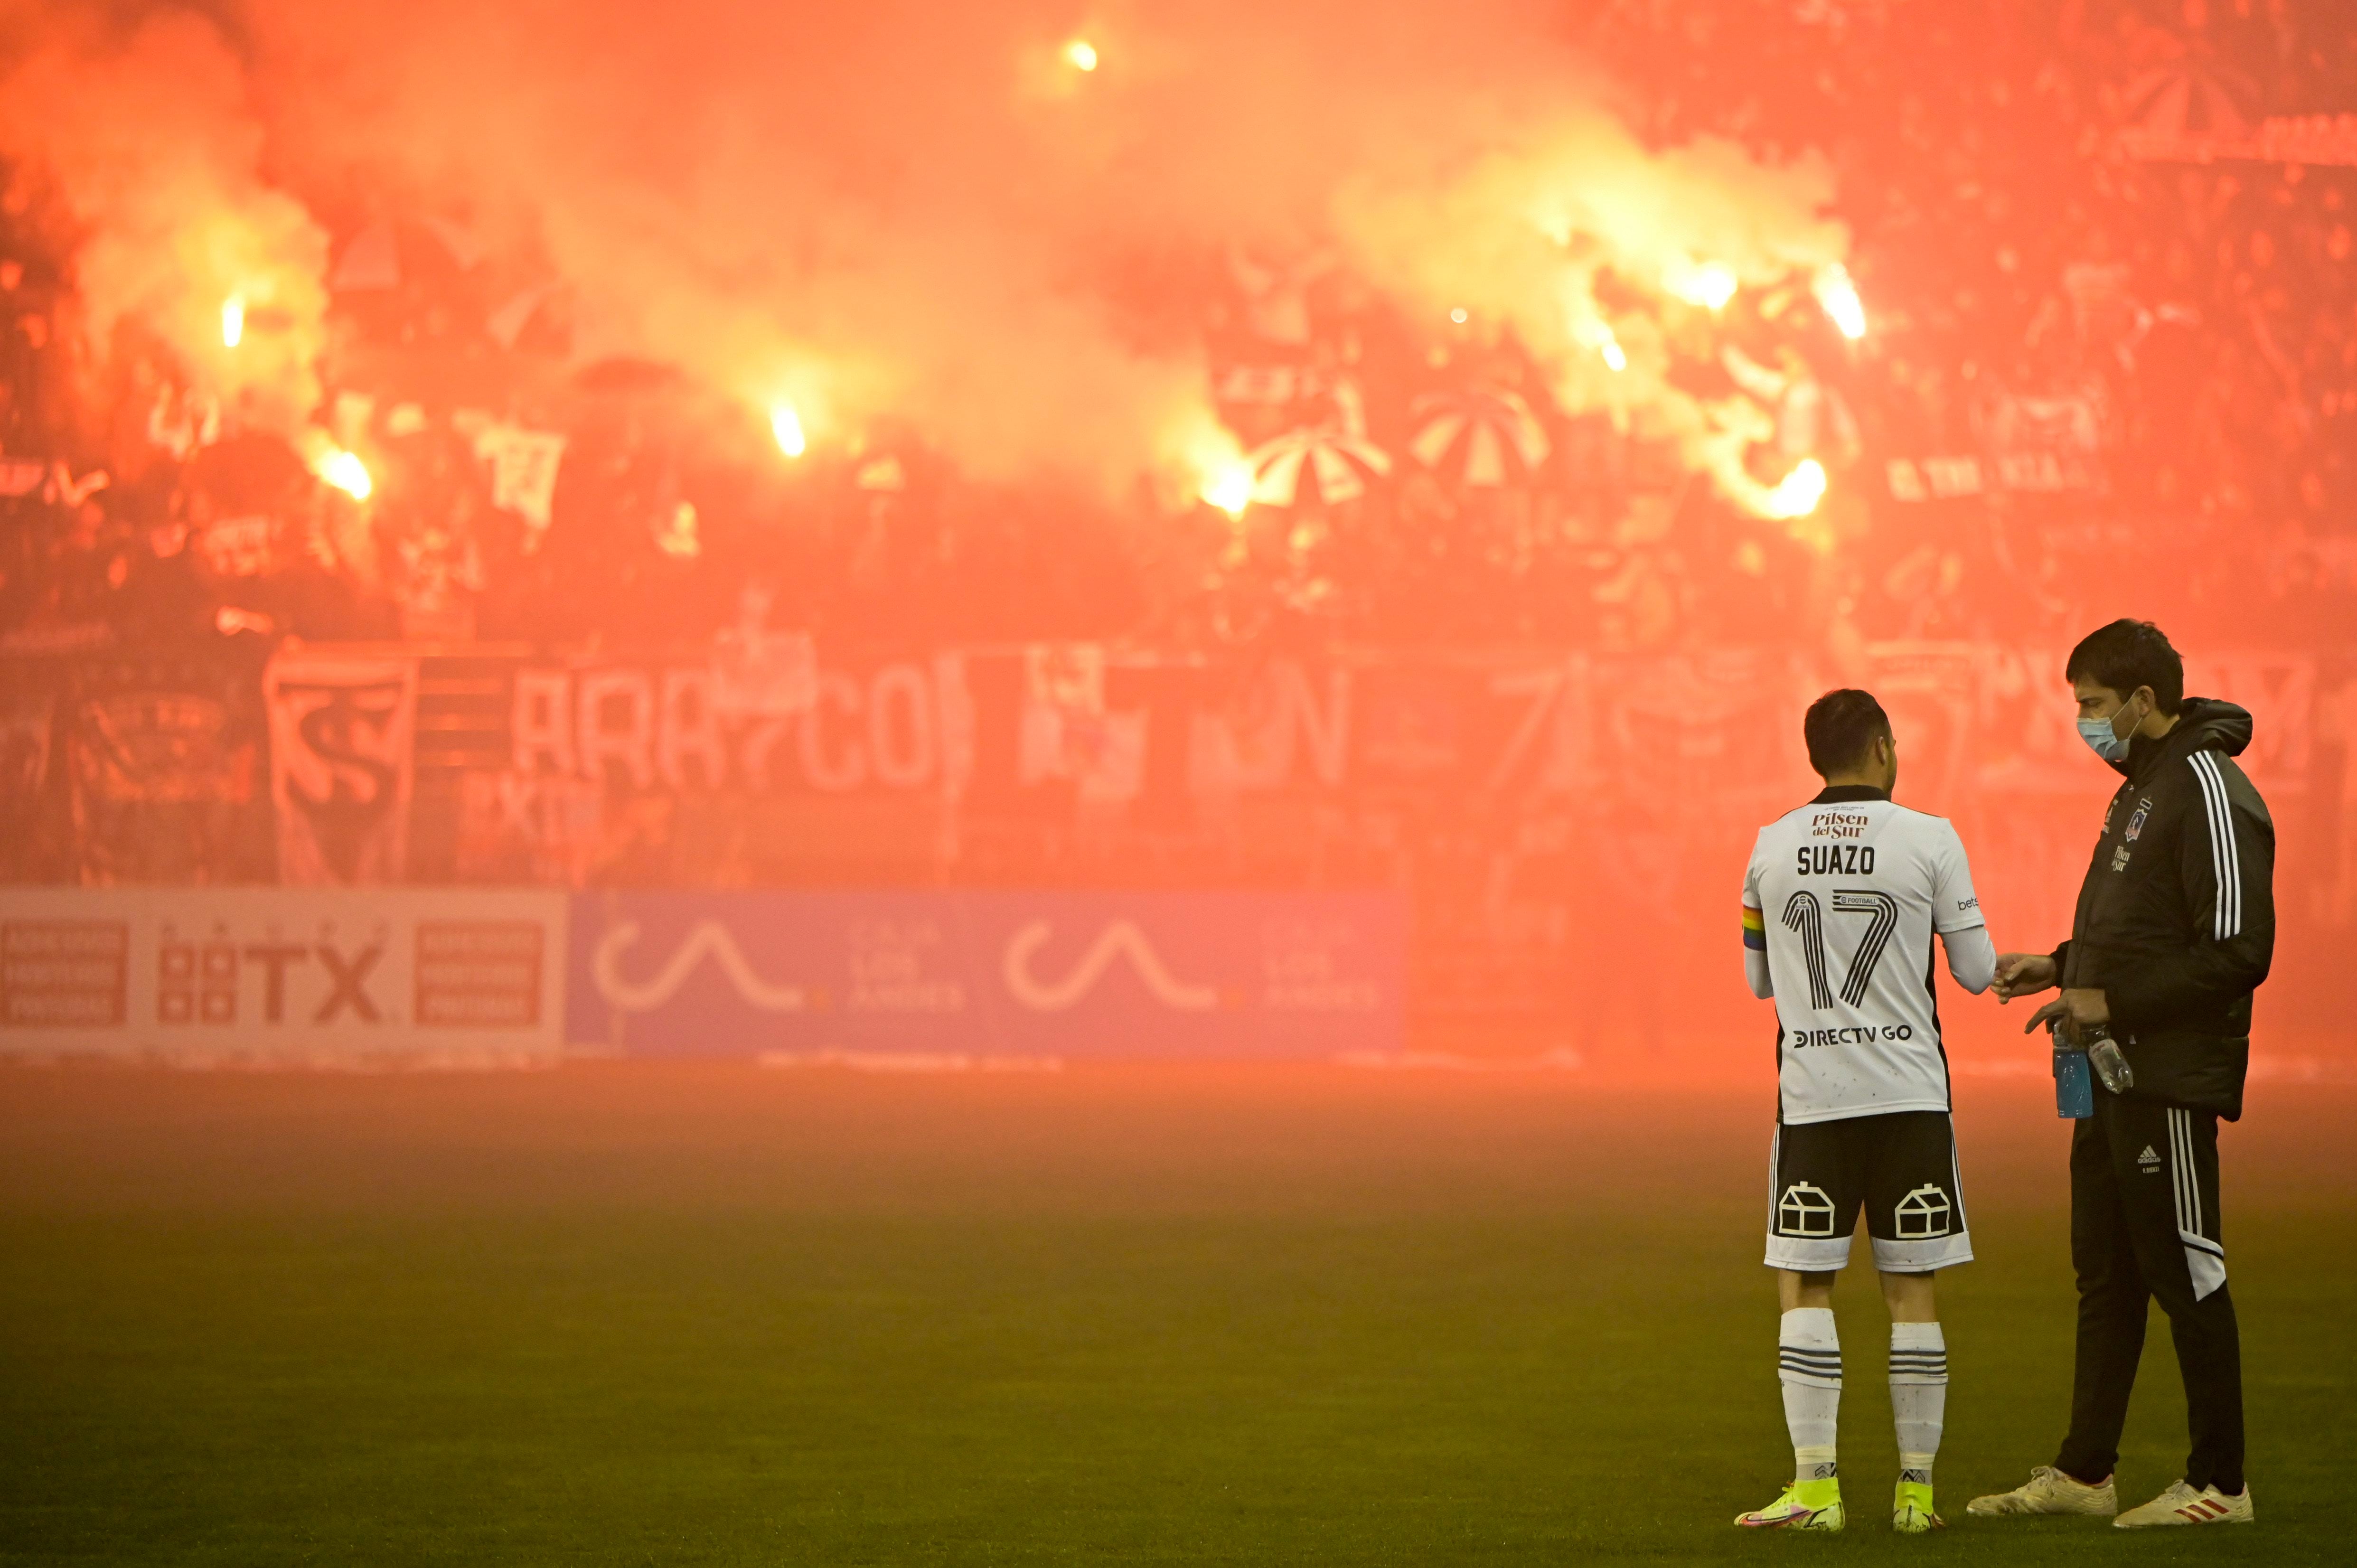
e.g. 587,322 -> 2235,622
1743,792 -> 1984,1125
1795,843 -> 1877,875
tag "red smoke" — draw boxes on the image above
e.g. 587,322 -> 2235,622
1,0 -> 1854,513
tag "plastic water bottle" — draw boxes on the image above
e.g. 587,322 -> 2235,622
2083,1026 -> 2136,1095
2053,1035 -> 2094,1119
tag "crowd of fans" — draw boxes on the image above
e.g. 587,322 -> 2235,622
0,0 -> 2351,665
1588,0 -> 2357,650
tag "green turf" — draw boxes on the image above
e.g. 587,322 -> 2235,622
0,1078 -> 2349,1564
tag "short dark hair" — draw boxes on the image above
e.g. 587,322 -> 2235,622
1804,689 -> 1891,777
2065,620 -> 2183,714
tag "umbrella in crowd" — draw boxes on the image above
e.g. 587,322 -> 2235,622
1244,424 -> 1392,508
329,216 -> 487,295
1406,387 -> 1551,490
2122,56 -> 2257,139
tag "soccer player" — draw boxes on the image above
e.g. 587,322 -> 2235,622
1734,689 -> 1996,1534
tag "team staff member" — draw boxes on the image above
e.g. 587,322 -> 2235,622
1972,620 -> 2272,1530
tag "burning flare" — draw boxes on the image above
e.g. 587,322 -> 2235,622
319,449 -> 372,501
1202,461 -> 1253,519
1813,263 -> 1867,339
1167,416 -> 1254,519
1761,458 -> 1827,519
220,295 -> 244,347
1064,39 -> 1098,72
298,430 -> 372,501
1664,259 -> 1737,310
770,401 -> 807,458
1579,320 -> 1627,373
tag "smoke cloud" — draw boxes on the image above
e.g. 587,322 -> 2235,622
0,9 -> 328,432
0,0 -> 1851,502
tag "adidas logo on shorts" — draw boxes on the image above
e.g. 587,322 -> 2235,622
2137,1145 -> 2162,1170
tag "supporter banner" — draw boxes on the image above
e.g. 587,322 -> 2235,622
2,691 -> 52,803
0,888 -> 566,1063
454,771 -> 607,884
2120,113 -> 2357,168
711,592 -> 818,719
63,657 -> 268,885
510,653 -> 952,795
565,890 -> 1406,1060
1954,452 -> 2103,497
70,673 -> 258,805
0,690 -> 57,883
955,648 -> 1802,820
466,422 -> 568,532
264,651 -> 418,884
479,643 -> 2337,817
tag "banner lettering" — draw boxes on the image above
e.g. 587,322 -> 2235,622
264,653 -> 418,885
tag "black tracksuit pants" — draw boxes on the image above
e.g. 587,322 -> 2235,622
2055,1091 -> 2244,1494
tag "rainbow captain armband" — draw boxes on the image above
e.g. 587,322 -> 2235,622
1742,904 -> 1767,950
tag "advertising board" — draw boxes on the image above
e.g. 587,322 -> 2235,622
0,888 -> 566,1064
565,890 -> 1406,1060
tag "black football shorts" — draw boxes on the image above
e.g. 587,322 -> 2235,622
1765,1110 -> 1972,1272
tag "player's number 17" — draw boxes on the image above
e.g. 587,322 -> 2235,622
1781,890 -> 1898,1009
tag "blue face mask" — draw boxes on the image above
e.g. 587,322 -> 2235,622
2076,697 -> 2144,764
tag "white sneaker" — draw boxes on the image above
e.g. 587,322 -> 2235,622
2114,1480 -> 2254,1528
1965,1465 -> 2118,1517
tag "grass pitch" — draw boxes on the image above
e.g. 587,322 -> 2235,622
1,1062 -> 2350,1565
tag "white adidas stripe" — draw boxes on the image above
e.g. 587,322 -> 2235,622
2207,753 -> 2242,938
2171,1109 -> 2188,1236
2169,1108 -> 2205,1238
2188,754 -> 2227,938
2168,1099 -> 2187,1235
2187,1111 -> 2205,1236
2188,752 -> 2240,939
2167,1108 -> 2189,1236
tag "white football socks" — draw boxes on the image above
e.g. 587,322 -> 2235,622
1777,1306 -> 1841,1479
1888,1320 -> 1948,1483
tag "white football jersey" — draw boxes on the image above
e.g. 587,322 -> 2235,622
1743,790 -> 1985,1124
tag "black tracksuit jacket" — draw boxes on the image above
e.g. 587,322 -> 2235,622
2051,698 -> 2274,1120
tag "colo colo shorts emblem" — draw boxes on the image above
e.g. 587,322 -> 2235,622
1765,1109 -> 1973,1272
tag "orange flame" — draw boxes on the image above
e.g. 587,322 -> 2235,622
1814,263 -> 1867,339
319,449 -> 371,501
1578,320 -> 1628,373
1663,259 -> 1737,310
299,430 -> 372,500
770,401 -> 807,458
1202,461 -> 1253,519
1761,458 -> 1827,519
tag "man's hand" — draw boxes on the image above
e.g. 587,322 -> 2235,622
1992,952 -> 2057,1002
2023,987 -> 2110,1040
